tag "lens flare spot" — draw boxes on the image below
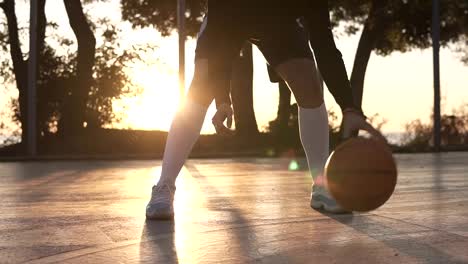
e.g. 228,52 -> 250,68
288,160 -> 300,171
266,148 -> 276,157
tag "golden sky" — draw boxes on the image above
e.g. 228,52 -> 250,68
2,0 -> 467,138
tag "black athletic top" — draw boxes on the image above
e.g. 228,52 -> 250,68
208,0 -> 358,112
305,1 -> 358,112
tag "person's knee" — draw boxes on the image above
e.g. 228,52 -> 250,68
275,58 -> 323,108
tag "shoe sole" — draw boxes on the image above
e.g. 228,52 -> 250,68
311,196 -> 352,214
145,205 -> 174,220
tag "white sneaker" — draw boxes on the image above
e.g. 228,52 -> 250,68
146,184 -> 176,220
310,186 -> 351,214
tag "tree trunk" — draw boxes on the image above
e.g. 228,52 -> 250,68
231,43 -> 259,137
1,0 -> 28,147
350,0 -> 389,108
36,0 -> 47,141
61,0 -> 96,135
37,0 -> 47,55
1,0 -> 45,150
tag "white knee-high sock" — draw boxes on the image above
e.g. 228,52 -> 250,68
158,100 -> 208,186
298,104 -> 330,185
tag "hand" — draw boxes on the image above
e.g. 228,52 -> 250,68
341,108 -> 387,143
212,103 -> 235,136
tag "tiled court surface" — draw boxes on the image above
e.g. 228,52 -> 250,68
1,152 -> 467,264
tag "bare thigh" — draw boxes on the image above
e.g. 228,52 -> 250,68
275,58 -> 323,108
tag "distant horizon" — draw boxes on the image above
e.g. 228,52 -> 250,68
0,131 -> 407,148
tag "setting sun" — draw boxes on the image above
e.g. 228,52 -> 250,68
110,36 -> 220,135
113,64 -> 182,131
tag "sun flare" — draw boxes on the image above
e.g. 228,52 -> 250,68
114,64 -> 182,131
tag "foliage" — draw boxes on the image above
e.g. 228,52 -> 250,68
0,20 -> 153,137
87,22 -> 151,128
0,97 -> 20,146
329,0 -> 468,58
401,119 -> 432,149
455,36 -> 468,64
366,113 -> 387,132
402,104 -> 468,148
120,0 -> 206,37
119,0 -> 468,57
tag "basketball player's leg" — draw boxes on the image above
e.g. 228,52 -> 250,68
275,58 -> 329,176
257,21 -> 327,176
256,19 -> 348,213
274,59 -> 349,212
146,19 -> 241,220
157,60 -> 214,186
145,60 -> 214,220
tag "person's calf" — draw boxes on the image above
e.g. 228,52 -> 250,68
157,100 -> 208,187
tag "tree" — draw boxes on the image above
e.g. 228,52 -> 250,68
1,4 -> 145,150
0,0 -> 46,150
402,104 -> 468,149
231,43 -> 259,137
1,0 -> 99,146
120,0 -> 206,37
60,0 -> 96,135
38,21 -> 144,136
329,0 -> 468,108
32,23 -> 142,137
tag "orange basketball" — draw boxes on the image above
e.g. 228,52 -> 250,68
325,137 -> 397,212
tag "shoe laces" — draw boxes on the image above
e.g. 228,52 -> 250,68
312,184 -> 331,197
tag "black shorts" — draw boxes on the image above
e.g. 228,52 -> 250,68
267,64 -> 282,83
195,14 -> 312,81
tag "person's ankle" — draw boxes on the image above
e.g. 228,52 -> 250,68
312,184 -> 327,193
156,180 -> 176,188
